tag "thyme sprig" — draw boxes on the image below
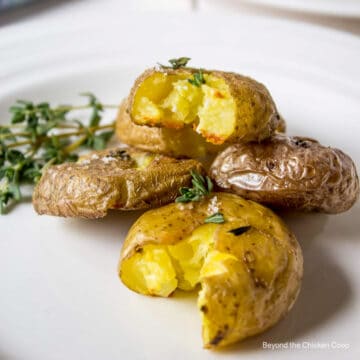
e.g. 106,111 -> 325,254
188,69 -> 206,87
175,170 -> 213,203
0,93 -> 116,214
169,57 -> 191,69
159,57 -> 191,69
158,57 -> 205,87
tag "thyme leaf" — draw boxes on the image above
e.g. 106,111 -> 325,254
188,69 -> 205,87
175,170 -> 213,203
158,57 -> 191,70
204,212 -> 225,224
168,57 -> 191,69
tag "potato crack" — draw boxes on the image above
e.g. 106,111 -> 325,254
132,73 -> 236,144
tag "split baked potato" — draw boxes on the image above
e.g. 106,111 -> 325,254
33,148 -> 204,218
116,99 -> 224,158
126,67 -> 281,145
119,192 -> 303,348
210,134 -> 359,213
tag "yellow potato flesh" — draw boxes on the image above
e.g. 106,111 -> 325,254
131,152 -> 155,169
121,224 -> 258,346
132,73 -> 236,144
198,251 -> 240,346
121,224 -> 219,296
121,244 -> 178,297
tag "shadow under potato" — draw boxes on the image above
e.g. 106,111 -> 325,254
61,209 -> 146,246
317,205 -> 360,243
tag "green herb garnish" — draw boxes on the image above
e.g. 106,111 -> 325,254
188,69 -> 206,87
168,57 -> 191,69
204,212 -> 225,224
0,93 -> 117,214
228,226 -> 252,236
158,57 -> 191,70
175,170 -> 213,203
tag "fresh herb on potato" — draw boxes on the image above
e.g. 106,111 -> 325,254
165,57 -> 191,69
204,212 -> 225,224
0,93 -> 116,214
175,170 -> 213,203
188,69 -> 206,87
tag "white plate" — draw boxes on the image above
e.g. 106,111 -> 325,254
237,0 -> 360,17
0,13 -> 360,360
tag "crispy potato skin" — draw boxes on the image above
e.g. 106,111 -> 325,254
32,148 -> 204,218
210,135 -> 359,213
119,192 -> 303,348
116,99 -> 224,158
127,68 -> 280,144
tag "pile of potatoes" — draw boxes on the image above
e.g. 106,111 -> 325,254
118,65 -> 359,213
115,64 -> 358,349
33,61 -> 359,349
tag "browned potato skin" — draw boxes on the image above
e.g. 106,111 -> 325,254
127,68 -> 281,144
116,99 -> 224,158
33,148 -> 205,219
210,134 -> 359,213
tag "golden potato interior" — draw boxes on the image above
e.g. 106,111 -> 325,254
131,72 -> 236,144
116,99 -> 225,158
130,152 -> 155,169
121,223 -> 218,297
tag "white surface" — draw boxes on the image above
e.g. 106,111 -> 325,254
1,0 -> 360,36
198,0 -> 360,35
0,13 -> 360,360
232,0 -> 360,17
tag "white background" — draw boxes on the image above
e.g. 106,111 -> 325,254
1,0 -> 360,35
0,2 -> 359,360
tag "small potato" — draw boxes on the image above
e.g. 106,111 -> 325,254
33,148 -> 204,218
210,135 -> 359,213
116,99 -> 223,158
127,68 -> 280,145
119,192 -> 303,348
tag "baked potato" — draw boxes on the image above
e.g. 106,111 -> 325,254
210,134 -> 359,213
33,148 -> 204,218
127,67 -> 281,145
116,99 -> 224,158
119,192 -> 303,348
